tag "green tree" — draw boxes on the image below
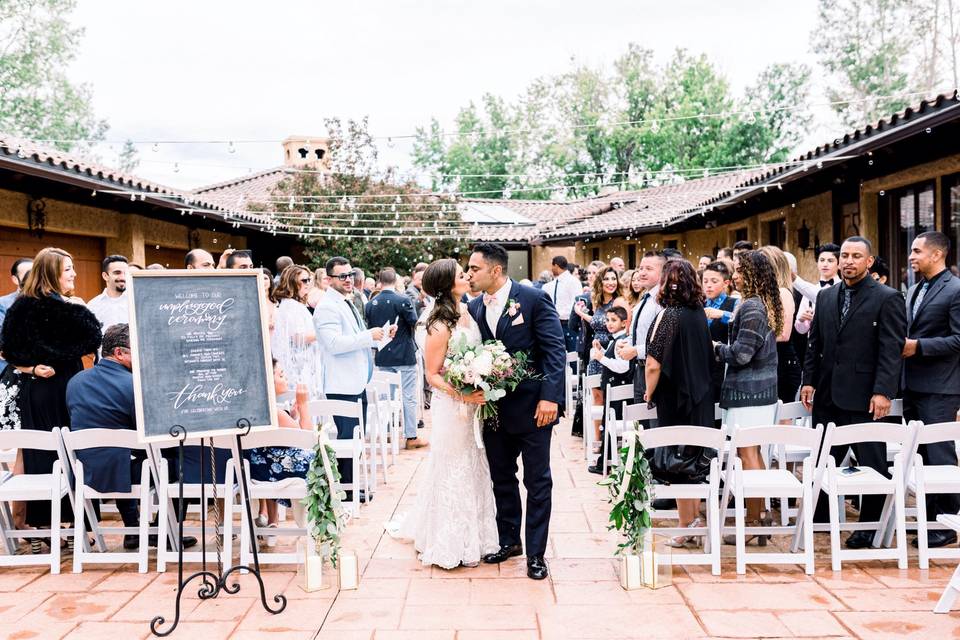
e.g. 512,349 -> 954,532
274,118 -> 468,274
812,0 -> 911,127
0,0 -> 107,150
117,139 -> 139,173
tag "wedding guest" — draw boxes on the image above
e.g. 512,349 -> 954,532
615,251 -> 665,405
274,256 -> 294,286
146,263 -> 165,270
307,267 -> 327,310
315,256 -> 388,496
184,248 -> 215,270
365,268 -> 425,449
625,268 -> 644,308
273,265 -> 320,399
718,247 -> 734,261
587,306 -> 633,474
869,256 -> 891,286
86,255 -> 129,332
568,260 -> 604,437
901,231 -> 960,548
661,247 -> 683,261
732,240 -> 753,261
352,268 -> 368,320
225,249 -> 254,269
127,263 -> 143,272
759,246 -> 800,403
249,360 -> 314,545
363,276 -> 375,298
702,260 -> 738,403
0,258 -> 32,370
534,270 -> 553,290
643,260 -> 715,545
66,324 -> 197,550
544,255 -> 582,352
609,256 -> 625,273
0,248 -> 101,552
801,237 -> 905,547
573,265 -> 630,451
407,262 -> 429,317
698,255 -> 713,271
794,243 -> 841,336
715,250 -> 781,544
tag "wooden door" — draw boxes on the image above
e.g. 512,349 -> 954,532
0,226 -> 105,301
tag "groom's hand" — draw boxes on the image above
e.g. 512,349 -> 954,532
535,400 -> 558,428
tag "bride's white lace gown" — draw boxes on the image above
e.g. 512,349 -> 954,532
387,316 -> 500,569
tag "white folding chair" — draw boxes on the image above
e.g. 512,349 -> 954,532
229,428 -> 322,566
810,421 -> 912,571
0,428 -> 69,573
637,425 -> 726,575
564,352 -> 579,413
602,386 -> 643,475
582,374 -> 603,460
720,424 -> 823,575
373,369 -> 404,461
365,382 -> 392,483
0,448 -> 20,555
309,399 -> 367,516
60,427 -> 153,573
934,513 -> 960,613
770,401 -> 813,526
892,421 -> 960,569
149,436 -> 239,573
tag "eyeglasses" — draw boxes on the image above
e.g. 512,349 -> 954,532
332,271 -> 357,281
298,278 -> 312,284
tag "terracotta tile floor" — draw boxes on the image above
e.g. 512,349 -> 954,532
2,418 -> 959,639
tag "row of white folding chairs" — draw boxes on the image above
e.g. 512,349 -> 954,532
610,402 -> 956,574
0,418 -> 367,573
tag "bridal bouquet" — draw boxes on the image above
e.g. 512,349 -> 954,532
442,335 -> 537,421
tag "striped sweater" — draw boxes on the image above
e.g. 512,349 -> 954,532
715,296 -> 779,408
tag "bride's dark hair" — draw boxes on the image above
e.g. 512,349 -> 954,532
422,258 -> 460,333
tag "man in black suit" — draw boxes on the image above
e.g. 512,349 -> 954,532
800,236 -> 907,549
467,243 -> 566,580
365,268 -> 425,449
902,231 -> 960,548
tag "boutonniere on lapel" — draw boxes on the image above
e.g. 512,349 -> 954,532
505,299 -> 520,317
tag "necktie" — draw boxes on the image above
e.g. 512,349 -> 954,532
912,281 -> 929,318
840,287 -> 852,323
345,299 -> 363,330
553,279 -> 560,304
631,293 -> 650,346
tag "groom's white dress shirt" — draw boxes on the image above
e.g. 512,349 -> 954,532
485,278 -> 513,338
314,287 -> 375,396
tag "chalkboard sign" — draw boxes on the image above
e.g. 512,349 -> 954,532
129,270 -> 278,442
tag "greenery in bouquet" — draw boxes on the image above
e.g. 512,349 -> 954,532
441,334 -> 538,420
598,432 -> 654,555
302,439 -> 347,566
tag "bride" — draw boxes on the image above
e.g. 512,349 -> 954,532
386,258 -> 500,569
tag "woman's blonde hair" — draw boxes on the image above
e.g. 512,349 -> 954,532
22,247 -> 72,298
758,245 -> 793,292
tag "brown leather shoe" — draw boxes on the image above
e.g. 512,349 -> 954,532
404,437 -> 428,450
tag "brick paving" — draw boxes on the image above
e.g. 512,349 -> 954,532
1,418 -> 959,639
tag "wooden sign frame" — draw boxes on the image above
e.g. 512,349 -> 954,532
128,270 -> 278,443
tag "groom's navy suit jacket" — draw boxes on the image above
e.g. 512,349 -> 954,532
468,280 -> 567,432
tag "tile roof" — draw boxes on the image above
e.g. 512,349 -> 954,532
0,133 -> 279,231
192,166 -> 293,205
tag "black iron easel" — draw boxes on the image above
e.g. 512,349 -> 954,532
150,419 -> 287,636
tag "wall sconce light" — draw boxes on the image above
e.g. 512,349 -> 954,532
796,220 -> 810,253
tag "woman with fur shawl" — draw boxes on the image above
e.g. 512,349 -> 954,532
0,248 -> 101,548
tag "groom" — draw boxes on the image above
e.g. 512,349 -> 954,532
467,243 -> 566,580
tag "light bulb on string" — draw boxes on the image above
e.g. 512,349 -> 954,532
152,143 -> 159,153
173,162 -> 180,173
387,137 -> 395,148
228,141 -> 236,154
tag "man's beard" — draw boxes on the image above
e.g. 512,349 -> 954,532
115,283 -> 126,293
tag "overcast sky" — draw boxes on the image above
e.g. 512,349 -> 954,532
70,0 -> 825,190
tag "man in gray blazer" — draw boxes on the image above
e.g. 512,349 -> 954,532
314,256 -> 388,496
902,231 -> 960,548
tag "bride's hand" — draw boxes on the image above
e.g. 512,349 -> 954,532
459,389 -> 487,405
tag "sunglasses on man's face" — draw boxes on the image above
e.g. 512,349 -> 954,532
333,271 -> 357,281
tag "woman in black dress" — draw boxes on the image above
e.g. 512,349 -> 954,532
644,260 -> 715,547
0,248 -> 102,552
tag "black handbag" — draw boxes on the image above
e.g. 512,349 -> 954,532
649,444 -> 715,485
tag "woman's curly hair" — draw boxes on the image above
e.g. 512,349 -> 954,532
657,260 -> 705,309
737,250 -> 784,336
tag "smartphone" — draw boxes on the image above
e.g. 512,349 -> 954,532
840,466 -> 861,476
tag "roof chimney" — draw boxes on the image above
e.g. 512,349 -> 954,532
281,135 -> 331,170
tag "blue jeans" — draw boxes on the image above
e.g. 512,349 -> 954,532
381,365 -> 419,438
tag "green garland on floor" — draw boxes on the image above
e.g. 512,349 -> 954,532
302,440 -> 347,566
598,435 -> 654,555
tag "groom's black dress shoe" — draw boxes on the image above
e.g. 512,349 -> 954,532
913,530 -> 958,548
527,555 -> 548,580
482,544 -> 523,564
